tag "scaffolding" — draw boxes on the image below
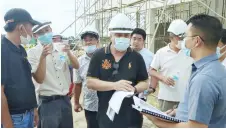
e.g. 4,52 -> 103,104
62,0 -> 226,52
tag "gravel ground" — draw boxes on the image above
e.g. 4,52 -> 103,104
72,94 -> 158,128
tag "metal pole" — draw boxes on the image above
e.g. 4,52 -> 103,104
75,0 -> 76,36
149,0 -> 169,49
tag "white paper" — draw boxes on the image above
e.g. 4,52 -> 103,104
106,91 -> 134,121
106,106 -> 115,121
133,96 -> 168,116
109,91 -> 134,114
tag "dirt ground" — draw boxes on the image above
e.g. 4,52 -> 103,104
71,95 -> 157,128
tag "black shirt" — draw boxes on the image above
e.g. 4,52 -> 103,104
87,43 -> 148,127
1,36 -> 37,114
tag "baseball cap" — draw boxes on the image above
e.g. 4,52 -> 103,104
4,8 -> 39,26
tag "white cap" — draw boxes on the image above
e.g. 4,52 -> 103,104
167,19 -> 187,36
32,21 -> 51,33
53,33 -> 63,38
108,13 -> 133,34
80,26 -> 99,39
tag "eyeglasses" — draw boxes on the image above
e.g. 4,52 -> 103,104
184,35 -> 205,42
112,62 -> 119,76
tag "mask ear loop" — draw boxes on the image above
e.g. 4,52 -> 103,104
220,44 -> 226,50
20,24 -> 29,38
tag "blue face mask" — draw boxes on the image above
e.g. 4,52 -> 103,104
38,32 -> 53,45
216,45 -> 226,58
181,40 -> 191,57
114,37 -> 130,52
84,45 -> 97,54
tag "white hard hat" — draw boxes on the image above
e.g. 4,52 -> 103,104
32,21 -> 51,34
108,13 -> 133,34
80,26 -> 99,39
167,19 -> 187,36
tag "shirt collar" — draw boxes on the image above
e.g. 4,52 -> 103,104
85,53 -> 91,60
4,36 -> 23,53
105,42 -> 133,54
138,48 -> 145,53
193,54 -> 218,69
166,43 -> 177,53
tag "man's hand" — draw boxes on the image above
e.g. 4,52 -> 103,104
74,103 -> 83,112
62,44 -> 70,54
161,76 -> 175,86
113,80 -> 134,92
165,109 -> 176,117
40,44 -> 52,59
33,108 -> 39,127
143,113 -> 159,122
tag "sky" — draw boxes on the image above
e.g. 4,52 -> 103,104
0,0 -> 80,37
0,0 -> 195,37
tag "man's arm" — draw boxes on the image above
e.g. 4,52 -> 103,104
1,86 -> 13,128
67,51 -> 79,69
87,78 -> 134,92
134,80 -> 148,93
149,68 -> 163,89
74,83 -> 82,104
33,56 -> 46,84
28,45 -> 51,84
87,78 -> 115,91
144,115 -> 207,128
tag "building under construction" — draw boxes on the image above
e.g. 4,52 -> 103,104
62,0 -> 226,52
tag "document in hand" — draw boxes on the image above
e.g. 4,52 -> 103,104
132,96 -> 185,123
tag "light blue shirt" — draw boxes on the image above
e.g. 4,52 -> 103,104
176,54 -> 226,128
138,48 -> 154,71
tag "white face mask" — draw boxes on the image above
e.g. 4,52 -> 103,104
20,25 -> 32,45
176,40 -> 183,49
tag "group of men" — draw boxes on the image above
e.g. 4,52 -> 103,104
1,7 -> 226,128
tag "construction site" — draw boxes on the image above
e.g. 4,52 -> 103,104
65,0 -> 226,127
1,0 -> 226,128
60,0 -> 226,53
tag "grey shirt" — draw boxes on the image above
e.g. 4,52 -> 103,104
176,54 -> 226,128
74,54 -> 98,112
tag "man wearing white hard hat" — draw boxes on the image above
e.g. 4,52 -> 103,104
73,26 -> 100,128
149,19 -> 193,112
86,13 -> 148,127
27,21 -> 79,128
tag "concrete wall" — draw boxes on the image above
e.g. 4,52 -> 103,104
147,0 -> 226,53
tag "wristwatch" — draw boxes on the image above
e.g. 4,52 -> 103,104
149,87 -> 156,93
134,87 -> 138,94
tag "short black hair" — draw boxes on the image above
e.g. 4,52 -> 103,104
131,28 -> 146,40
220,29 -> 226,44
187,14 -> 222,47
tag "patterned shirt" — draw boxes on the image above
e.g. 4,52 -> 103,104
73,54 -> 98,111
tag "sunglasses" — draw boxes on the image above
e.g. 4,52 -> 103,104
112,62 -> 119,76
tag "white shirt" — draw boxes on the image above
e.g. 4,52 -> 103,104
222,58 -> 226,67
74,54 -> 98,112
32,78 -> 40,103
151,44 -> 193,102
138,48 -> 154,70
27,43 -> 71,96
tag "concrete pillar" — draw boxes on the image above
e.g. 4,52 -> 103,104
146,8 -> 156,53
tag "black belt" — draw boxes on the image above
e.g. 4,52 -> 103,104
10,109 -> 33,115
39,95 -> 67,103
